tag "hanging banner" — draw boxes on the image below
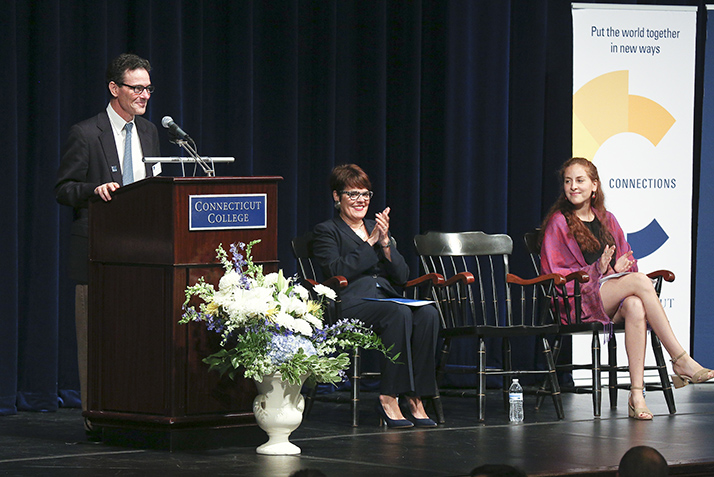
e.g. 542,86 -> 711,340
572,3 -> 697,380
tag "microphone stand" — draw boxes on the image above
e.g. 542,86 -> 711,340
170,135 -> 216,177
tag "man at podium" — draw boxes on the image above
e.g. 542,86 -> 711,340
54,53 -> 160,438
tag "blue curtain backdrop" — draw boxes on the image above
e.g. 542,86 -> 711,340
694,6 -> 714,366
1,0 -> 707,415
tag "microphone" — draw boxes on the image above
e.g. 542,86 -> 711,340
161,116 -> 190,140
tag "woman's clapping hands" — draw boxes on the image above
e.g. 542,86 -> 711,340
599,245 -> 635,275
375,207 -> 391,247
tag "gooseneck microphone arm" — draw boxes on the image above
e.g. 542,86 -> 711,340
161,116 -> 215,176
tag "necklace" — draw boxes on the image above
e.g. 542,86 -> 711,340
350,223 -> 367,240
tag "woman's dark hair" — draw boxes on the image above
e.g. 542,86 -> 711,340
540,157 -> 614,253
329,164 -> 372,193
106,53 -> 152,86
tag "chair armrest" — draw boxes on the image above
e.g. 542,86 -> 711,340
445,271 -> 475,287
323,275 -> 349,291
565,271 -> 589,283
300,276 -> 348,293
507,273 -> 566,287
647,270 -> 675,282
404,273 -> 445,288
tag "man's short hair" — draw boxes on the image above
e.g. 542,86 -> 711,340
106,53 -> 151,86
618,446 -> 668,477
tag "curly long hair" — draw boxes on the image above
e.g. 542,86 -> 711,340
540,157 -> 614,253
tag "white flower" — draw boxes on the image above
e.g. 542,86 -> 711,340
217,286 -> 275,324
241,287 -> 276,315
273,311 -> 297,330
265,269 -> 291,293
272,312 -> 314,336
277,293 -> 308,316
218,269 -> 243,291
313,284 -> 337,301
263,272 -> 279,288
291,318 -> 314,336
293,284 -> 309,301
302,313 -> 323,330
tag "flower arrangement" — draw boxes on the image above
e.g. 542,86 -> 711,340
180,240 -> 392,386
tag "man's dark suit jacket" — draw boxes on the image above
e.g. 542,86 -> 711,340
55,110 -> 160,283
312,216 -> 409,310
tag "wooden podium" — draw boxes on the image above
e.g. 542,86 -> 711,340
86,176 -> 282,450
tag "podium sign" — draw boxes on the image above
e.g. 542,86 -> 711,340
86,176 -> 281,450
188,193 -> 267,230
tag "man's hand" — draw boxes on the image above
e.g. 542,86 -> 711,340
94,182 -> 120,202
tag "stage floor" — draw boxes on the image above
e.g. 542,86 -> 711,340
1,384 -> 714,476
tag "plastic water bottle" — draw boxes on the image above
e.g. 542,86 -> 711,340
509,379 -> 524,423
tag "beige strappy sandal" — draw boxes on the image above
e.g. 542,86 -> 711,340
671,351 -> 714,389
628,386 -> 653,420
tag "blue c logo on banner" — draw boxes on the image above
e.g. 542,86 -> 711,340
626,219 -> 669,259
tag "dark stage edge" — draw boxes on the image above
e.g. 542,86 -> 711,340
2,384 -> 714,476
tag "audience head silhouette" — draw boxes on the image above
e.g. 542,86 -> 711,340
618,446 -> 668,477
290,469 -> 327,477
470,463 -> 527,477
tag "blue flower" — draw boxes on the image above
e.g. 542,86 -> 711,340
267,333 -> 317,365
311,328 -> 327,343
229,242 -> 248,270
205,314 -> 225,333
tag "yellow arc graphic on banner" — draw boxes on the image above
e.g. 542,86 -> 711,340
573,70 -> 675,159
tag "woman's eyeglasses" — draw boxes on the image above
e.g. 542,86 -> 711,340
340,190 -> 373,200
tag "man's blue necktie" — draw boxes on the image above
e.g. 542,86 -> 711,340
122,122 -> 134,185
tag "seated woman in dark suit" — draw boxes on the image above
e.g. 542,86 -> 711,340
312,164 -> 439,428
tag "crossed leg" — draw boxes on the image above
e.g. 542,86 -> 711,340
600,272 -> 714,416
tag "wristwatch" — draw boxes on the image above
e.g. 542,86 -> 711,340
380,237 -> 397,249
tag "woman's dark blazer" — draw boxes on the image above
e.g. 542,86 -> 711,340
312,217 -> 409,310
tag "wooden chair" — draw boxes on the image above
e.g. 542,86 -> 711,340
523,229 -> 676,416
292,232 -> 445,426
414,231 -> 565,422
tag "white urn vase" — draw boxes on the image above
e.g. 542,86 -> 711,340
253,372 -> 307,455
